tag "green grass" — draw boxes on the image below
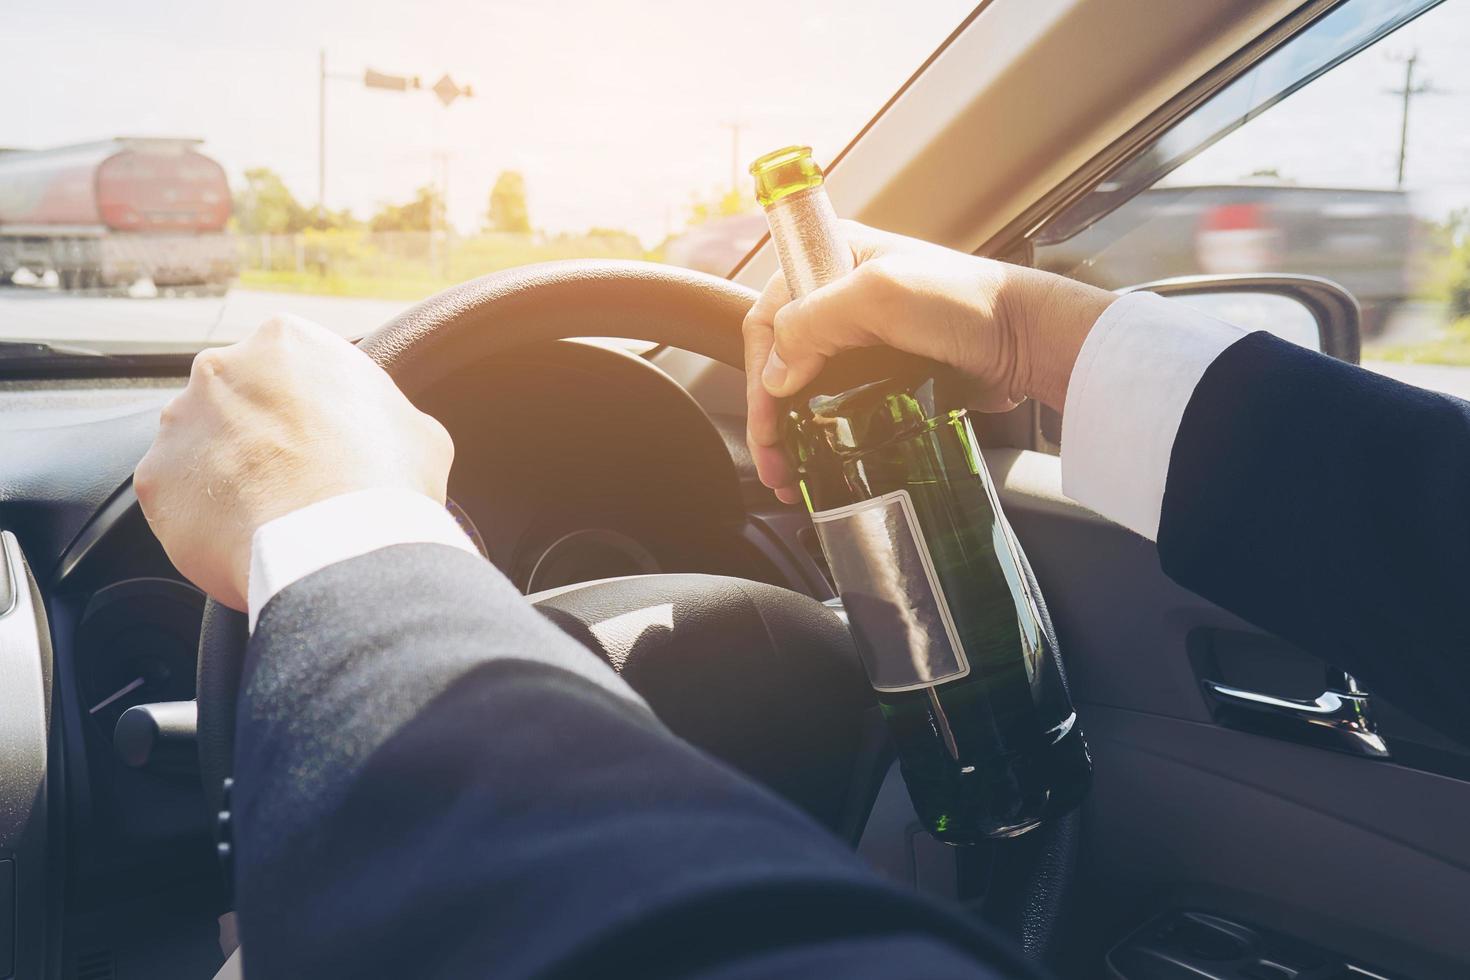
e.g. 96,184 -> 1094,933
1366,315 -> 1470,367
239,269 -> 455,301
236,229 -> 655,302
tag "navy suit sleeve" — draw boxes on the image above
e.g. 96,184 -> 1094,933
1158,331 -> 1470,744
231,543 -> 1036,979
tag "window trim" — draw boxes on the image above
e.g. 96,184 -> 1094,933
979,0 -> 1348,259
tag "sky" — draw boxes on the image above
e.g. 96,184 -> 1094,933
6,0 -> 1467,244
1,0 -> 972,243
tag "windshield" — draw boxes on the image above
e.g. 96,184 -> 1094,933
0,1 -> 971,357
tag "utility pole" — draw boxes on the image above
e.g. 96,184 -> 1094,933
721,121 -> 744,195
1384,51 -> 1438,189
317,51 -> 365,212
319,49 -> 327,210
316,53 -> 444,214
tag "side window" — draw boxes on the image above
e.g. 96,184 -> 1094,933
1035,0 -> 1468,400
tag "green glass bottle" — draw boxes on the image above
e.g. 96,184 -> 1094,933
750,146 -> 1091,843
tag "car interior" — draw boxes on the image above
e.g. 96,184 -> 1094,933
2,0 -> 1468,978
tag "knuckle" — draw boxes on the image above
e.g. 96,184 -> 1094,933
260,313 -> 305,338
191,347 -> 226,380
853,258 -> 896,293
741,311 -> 766,339
774,316 -> 824,357
133,456 -> 157,504
420,411 -> 453,453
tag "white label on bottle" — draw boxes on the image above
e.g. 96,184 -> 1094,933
810,489 -> 969,692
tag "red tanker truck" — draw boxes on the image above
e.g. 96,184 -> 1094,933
0,137 -> 238,291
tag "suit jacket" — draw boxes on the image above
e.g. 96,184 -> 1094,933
232,331 -> 1470,977
1158,331 -> 1470,746
232,544 -> 1037,978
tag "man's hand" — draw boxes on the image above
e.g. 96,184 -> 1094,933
743,220 -> 1115,502
135,315 -> 453,610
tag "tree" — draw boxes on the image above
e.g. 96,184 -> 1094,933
233,168 -> 310,234
686,187 -> 751,227
233,169 -> 357,234
370,185 -> 445,233
304,206 -> 360,232
485,171 -> 531,233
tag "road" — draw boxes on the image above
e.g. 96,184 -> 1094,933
0,285 -> 409,351
1361,300 -> 1470,401
1,283 -> 1469,400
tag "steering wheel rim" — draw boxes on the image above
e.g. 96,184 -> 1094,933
199,259 -> 756,826
195,258 -> 1081,963
359,258 -> 751,391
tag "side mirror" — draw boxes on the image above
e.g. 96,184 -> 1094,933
1124,274 -> 1361,365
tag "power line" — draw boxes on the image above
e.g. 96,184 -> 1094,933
1383,50 -> 1443,189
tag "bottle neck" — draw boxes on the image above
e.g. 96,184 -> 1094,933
803,372 -> 953,456
764,186 -> 852,299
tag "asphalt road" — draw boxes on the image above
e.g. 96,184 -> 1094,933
0,284 -> 410,351
1,283 -> 1469,401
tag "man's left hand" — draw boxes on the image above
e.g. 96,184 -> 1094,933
134,315 -> 454,611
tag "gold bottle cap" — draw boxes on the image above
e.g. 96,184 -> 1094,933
749,145 -> 825,208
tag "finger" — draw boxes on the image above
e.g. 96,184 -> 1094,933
747,271 -> 791,324
743,274 -> 799,498
836,219 -> 899,264
742,274 -> 788,446
764,274 -> 882,397
742,278 -> 802,502
747,432 -> 797,497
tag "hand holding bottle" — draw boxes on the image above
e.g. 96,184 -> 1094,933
742,221 -> 1114,503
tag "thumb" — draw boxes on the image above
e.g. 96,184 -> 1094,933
763,275 -> 880,397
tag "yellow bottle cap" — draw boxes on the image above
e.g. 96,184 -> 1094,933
749,145 -> 825,208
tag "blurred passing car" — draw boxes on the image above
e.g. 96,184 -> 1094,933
1035,181 -> 1416,336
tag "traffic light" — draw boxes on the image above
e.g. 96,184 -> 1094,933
364,69 -> 421,92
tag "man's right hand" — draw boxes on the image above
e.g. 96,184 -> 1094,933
742,220 -> 1115,503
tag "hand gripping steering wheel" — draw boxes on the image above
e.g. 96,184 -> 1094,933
194,259 -> 1081,965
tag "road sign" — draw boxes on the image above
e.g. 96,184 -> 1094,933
432,74 -> 472,107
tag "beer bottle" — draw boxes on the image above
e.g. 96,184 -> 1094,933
750,146 -> 1091,843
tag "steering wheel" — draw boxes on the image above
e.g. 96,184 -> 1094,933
195,259 -> 1081,964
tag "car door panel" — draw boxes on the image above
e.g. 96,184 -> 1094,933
991,447 -> 1470,977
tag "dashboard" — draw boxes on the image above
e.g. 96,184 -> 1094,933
0,335 -> 848,976
417,339 -> 772,595
19,339 -> 824,971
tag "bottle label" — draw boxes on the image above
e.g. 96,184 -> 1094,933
811,489 -> 969,692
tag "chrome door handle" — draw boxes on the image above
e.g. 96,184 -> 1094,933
1202,674 -> 1390,759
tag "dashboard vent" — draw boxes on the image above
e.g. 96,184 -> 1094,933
75,949 -> 115,980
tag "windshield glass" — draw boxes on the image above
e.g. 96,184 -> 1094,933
1,1 -> 971,356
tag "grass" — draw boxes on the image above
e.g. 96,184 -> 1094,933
235,228 -> 655,302
1366,315 -> 1470,367
239,269 -> 456,301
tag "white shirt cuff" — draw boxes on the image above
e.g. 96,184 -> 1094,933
247,488 -> 480,630
1060,292 -> 1251,541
